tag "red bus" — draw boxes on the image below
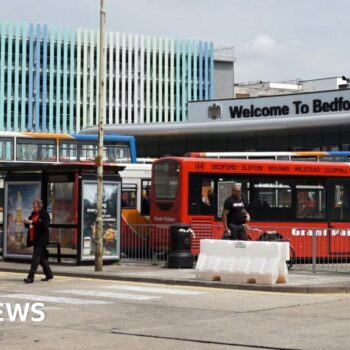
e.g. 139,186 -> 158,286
150,157 -> 350,258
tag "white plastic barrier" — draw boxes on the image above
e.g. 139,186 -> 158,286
196,239 -> 290,285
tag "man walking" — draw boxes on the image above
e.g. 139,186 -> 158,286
222,184 -> 250,240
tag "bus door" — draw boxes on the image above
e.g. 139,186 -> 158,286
328,179 -> 350,255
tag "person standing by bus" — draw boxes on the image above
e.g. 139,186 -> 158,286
23,199 -> 53,284
222,184 -> 250,240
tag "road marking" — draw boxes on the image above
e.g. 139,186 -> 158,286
104,284 -> 206,295
0,271 -> 73,281
58,289 -> 159,301
0,293 -> 113,305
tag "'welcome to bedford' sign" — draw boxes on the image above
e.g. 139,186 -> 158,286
187,89 -> 350,123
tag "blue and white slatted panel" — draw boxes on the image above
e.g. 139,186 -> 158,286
0,22 -> 214,133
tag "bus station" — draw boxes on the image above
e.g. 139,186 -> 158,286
1,2 -> 350,349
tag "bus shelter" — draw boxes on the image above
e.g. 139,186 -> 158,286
0,163 -> 123,265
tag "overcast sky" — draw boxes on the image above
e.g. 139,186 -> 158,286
1,0 -> 349,83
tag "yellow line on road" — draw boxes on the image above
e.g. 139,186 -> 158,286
0,271 -> 73,281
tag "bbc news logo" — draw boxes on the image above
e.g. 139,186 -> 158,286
0,303 -> 46,322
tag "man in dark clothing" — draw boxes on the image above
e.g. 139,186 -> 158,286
222,184 -> 250,240
24,199 -> 53,284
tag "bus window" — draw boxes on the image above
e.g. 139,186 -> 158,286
154,161 -> 179,200
104,145 -> 131,163
217,179 -> 250,218
0,137 -> 14,161
291,156 -> 317,162
17,138 -> 57,162
200,178 -> 215,215
249,156 -> 275,160
188,174 -> 215,215
121,185 -> 137,209
296,182 -> 326,220
331,183 -> 350,221
141,180 -> 151,215
59,141 -> 78,162
276,156 -> 290,161
253,180 -> 293,220
80,143 -> 97,162
319,156 -> 347,162
221,156 -> 246,160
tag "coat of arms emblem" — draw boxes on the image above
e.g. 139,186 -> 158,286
208,103 -> 222,120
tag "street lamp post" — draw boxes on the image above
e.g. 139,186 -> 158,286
95,0 -> 106,272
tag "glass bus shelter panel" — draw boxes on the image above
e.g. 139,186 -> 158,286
47,179 -> 79,256
3,181 -> 41,259
49,227 -> 78,256
47,182 -> 77,225
81,180 -> 121,261
16,138 -> 57,162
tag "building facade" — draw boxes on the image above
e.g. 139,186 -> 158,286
82,88 -> 350,156
213,47 -> 235,99
235,77 -> 349,98
0,22 -> 215,133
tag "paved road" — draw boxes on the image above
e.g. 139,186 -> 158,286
0,271 -> 350,350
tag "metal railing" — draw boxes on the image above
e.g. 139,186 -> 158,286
121,224 -> 169,264
120,223 -> 350,273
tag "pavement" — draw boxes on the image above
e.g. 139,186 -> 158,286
2,272 -> 350,349
1,259 -> 350,293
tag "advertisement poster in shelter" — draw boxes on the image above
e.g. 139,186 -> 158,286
81,181 -> 120,260
5,182 -> 41,257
